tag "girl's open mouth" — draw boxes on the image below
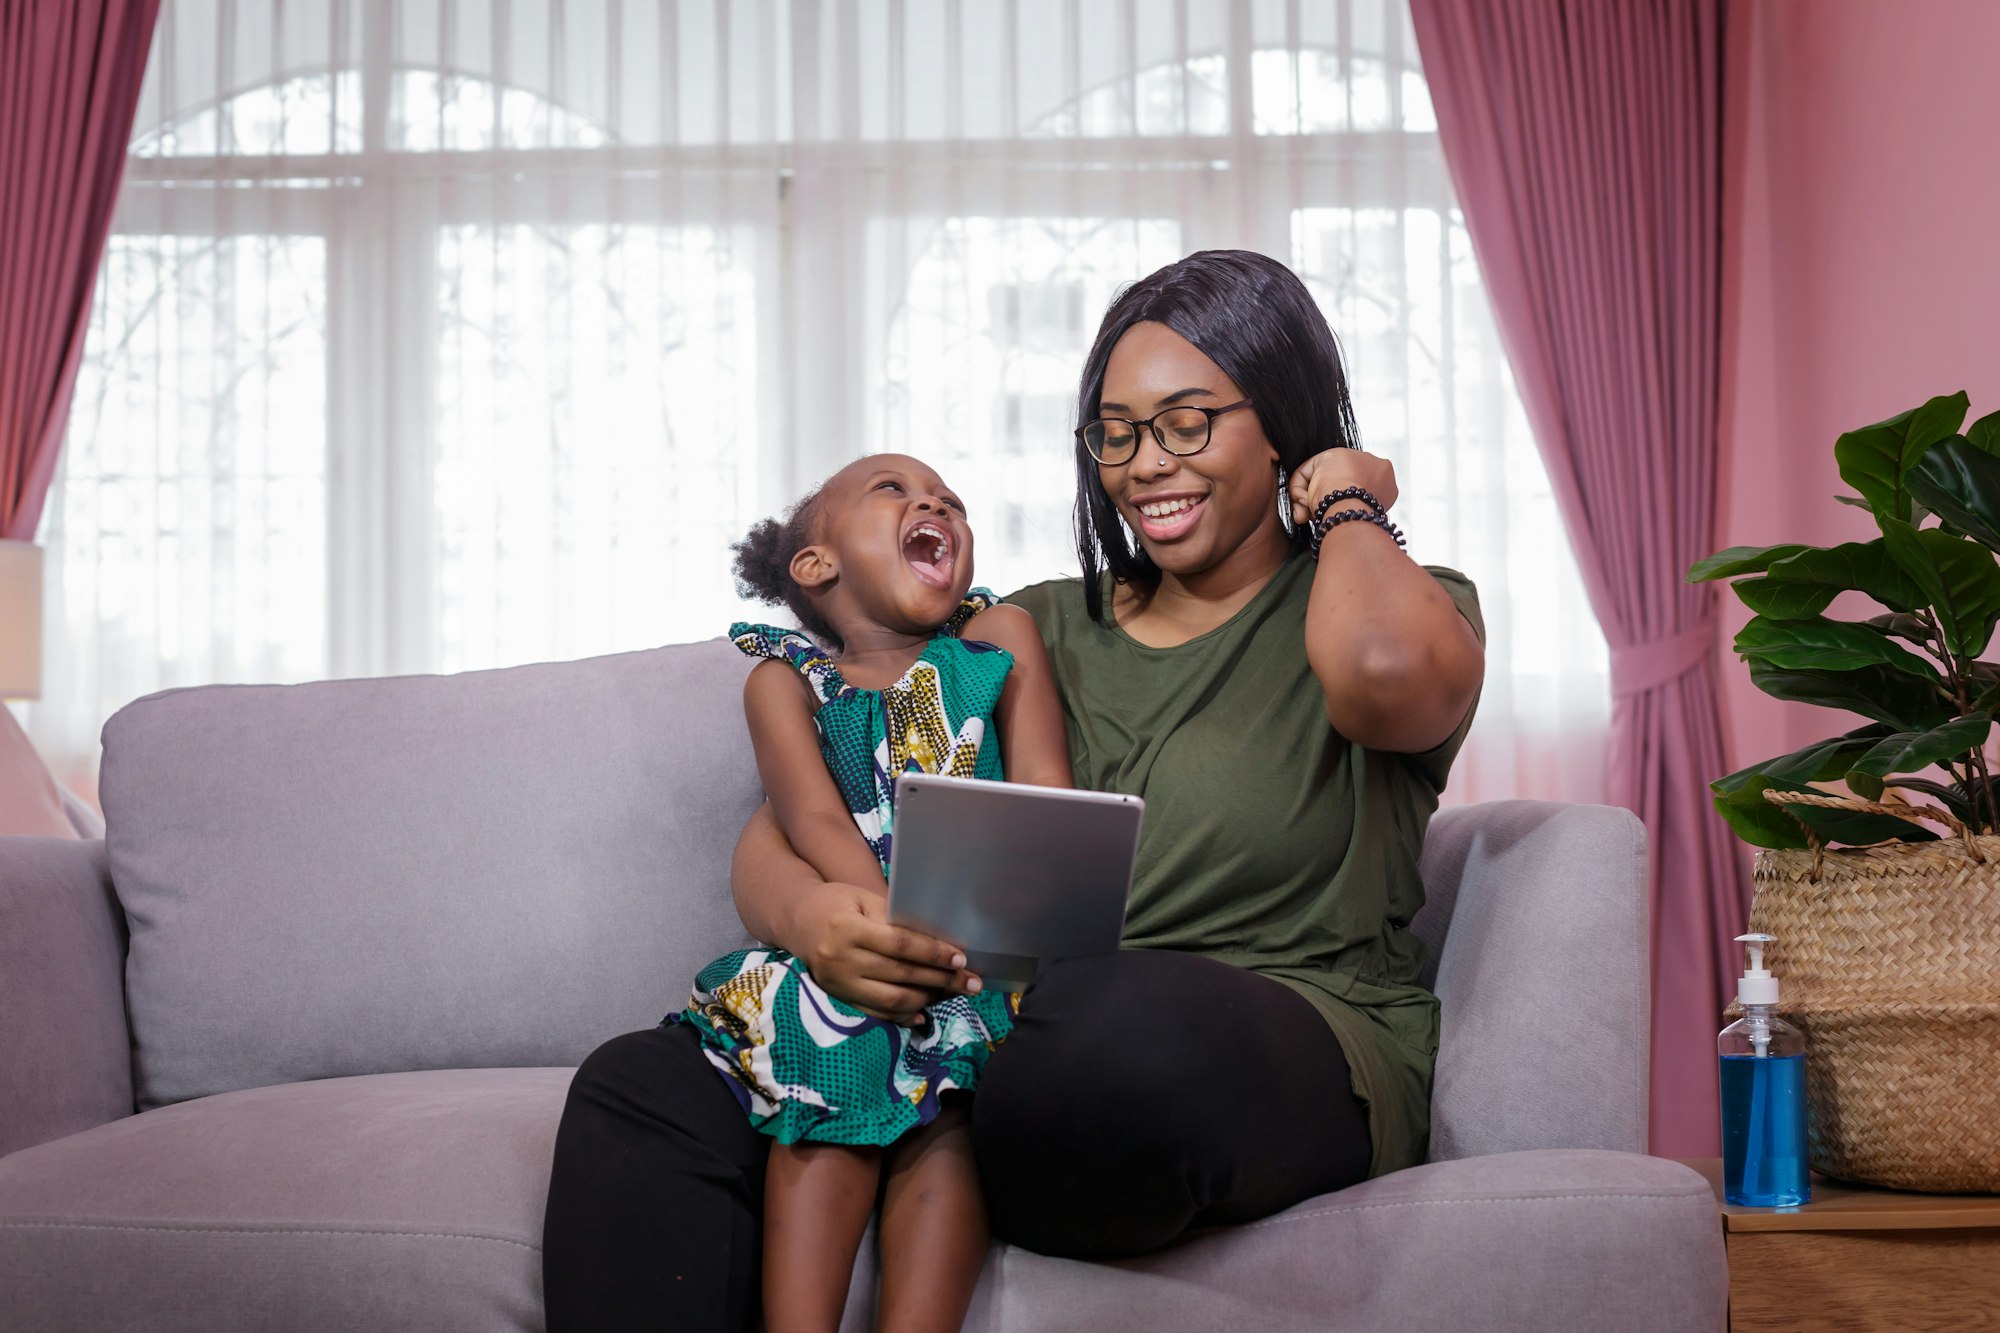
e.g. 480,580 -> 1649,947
902,521 -> 957,589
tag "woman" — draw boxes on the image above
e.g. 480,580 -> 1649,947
542,250 -> 1485,1330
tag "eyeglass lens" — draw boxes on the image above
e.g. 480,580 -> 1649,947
1085,407 -> 1214,464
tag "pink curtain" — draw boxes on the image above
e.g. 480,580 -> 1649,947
1409,0 -> 1745,1155
0,0 -> 159,541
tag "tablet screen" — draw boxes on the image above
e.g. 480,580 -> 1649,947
887,773 -> 1143,990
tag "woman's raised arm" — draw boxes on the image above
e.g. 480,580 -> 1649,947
1289,448 -> 1485,753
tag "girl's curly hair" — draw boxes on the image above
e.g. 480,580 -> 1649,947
732,481 -> 840,647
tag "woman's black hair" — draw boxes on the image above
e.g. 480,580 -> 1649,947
1071,249 -> 1360,620
732,481 -> 840,648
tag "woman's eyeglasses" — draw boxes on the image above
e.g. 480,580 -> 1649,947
1077,399 -> 1255,466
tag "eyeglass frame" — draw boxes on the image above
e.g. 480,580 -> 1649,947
1075,398 -> 1256,466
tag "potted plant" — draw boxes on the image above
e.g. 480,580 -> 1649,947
1692,391 -> 2000,1193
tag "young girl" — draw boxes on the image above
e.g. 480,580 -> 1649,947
672,453 -> 1072,1333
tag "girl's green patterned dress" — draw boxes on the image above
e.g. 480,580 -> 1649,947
671,592 -> 1021,1146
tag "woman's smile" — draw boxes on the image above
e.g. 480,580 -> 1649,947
1130,491 -> 1208,542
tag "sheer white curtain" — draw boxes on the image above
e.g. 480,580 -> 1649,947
30,0 -> 1608,805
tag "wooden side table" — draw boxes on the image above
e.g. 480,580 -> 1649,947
1681,1157 -> 2000,1331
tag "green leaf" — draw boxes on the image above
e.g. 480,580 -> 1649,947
1711,724 -> 1895,796
1908,435 -> 2000,553
1957,775 -> 2000,829
1711,783 -> 1814,849
1864,611 -> 1937,645
1968,660 -> 2000,714
1888,775 -> 1971,806
1718,774 -> 1938,848
1878,518 -> 2000,657
1732,576 -> 1835,619
1886,777 -> 1985,830
1748,658 -> 1953,731
1844,714 -> 1994,781
1687,543 -> 1816,583
1835,392 -> 1970,522
1848,770 -> 1887,800
1792,804 -> 1941,844
1968,410 -> 2000,457
1732,615 -> 1941,679
1836,495 -> 1874,510
1762,776 -> 1940,846
1741,541 -> 1928,618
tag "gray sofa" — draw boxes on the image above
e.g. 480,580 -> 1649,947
0,639 -> 1726,1331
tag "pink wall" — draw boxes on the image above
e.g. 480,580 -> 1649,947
1717,0 -> 2000,773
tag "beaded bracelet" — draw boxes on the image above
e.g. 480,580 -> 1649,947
1310,505 -> 1407,559
1310,486 -> 1387,528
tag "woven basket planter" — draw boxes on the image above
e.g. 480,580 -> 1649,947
1750,790 -> 2000,1193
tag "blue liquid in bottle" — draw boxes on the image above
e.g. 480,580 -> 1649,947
1720,1052 -> 1810,1207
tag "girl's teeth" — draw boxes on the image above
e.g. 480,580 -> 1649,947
906,524 -> 949,558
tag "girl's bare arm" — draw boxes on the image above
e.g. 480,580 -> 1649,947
732,806 -> 976,1020
742,659 -> 892,891
733,662 -> 976,1019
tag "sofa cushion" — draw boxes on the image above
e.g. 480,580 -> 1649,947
99,641 -> 761,1109
0,1068 -> 566,1332
886,1149 -> 1726,1333
0,1075 -> 1723,1333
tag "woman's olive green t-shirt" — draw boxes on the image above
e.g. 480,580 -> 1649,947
1006,552 -> 1483,1178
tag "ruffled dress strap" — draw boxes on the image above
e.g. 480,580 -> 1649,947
730,622 -> 848,707
937,588 -> 1002,639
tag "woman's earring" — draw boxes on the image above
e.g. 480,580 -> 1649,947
1277,466 -> 1295,536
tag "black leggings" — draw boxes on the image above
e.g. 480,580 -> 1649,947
542,950 -> 1372,1332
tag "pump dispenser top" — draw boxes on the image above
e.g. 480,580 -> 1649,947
1736,933 -> 1780,1006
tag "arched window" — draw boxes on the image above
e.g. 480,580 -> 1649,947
37,0 -> 1606,808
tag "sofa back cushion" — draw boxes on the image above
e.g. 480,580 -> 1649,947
101,641 -> 760,1110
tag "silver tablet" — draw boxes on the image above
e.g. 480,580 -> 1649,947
886,772 -> 1143,991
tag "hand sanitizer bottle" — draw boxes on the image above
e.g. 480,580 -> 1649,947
1719,932 -> 1810,1207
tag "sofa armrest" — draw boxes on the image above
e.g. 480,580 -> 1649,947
1416,801 -> 1650,1161
0,837 -> 132,1158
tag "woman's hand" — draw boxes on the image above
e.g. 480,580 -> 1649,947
785,880 -> 982,1025
1289,447 -> 1399,526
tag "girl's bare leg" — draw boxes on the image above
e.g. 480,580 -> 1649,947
877,1102 -> 988,1333
763,1140 -> 883,1333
